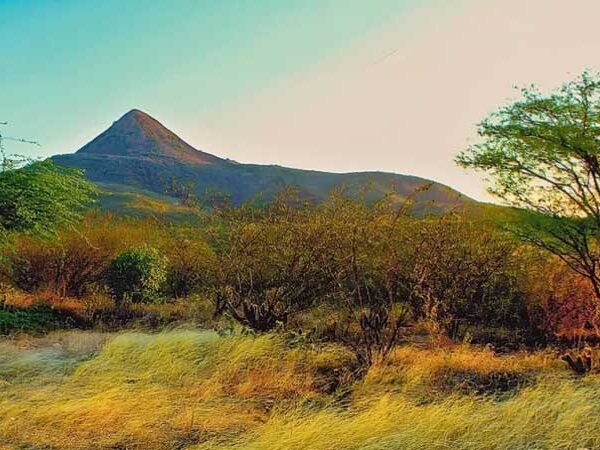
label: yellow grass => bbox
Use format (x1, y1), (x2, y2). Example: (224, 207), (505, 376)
(0, 330), (596, 449)
(195, 379), (600, 450)
(0, 330), (349, 449)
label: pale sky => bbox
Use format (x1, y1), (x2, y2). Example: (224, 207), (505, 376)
(3, 0), (600, 201)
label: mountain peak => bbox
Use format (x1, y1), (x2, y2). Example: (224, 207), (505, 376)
(124, 108), (145, 115)
(76, 109), (222, 165)
(119, 108), (148, 120)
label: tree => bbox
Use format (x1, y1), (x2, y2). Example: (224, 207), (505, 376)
(0, 123), (97, 238)
(207, 191), (331, 332)
(317, 193), (413, 367)
(457, 72), (600, 299)
(0, 160), (97, 238)
(409, 214), (527, 340)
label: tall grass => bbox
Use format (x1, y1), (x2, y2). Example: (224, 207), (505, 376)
(0, 330), (595, 450)
(195, 379), (600, 450)
(0, 330), (349, 449)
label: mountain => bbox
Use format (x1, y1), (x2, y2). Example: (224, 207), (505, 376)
(52, 109), (473, 211)
(75, 109), (223, 165)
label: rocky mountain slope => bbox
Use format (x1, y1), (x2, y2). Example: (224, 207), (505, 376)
(53, 109), (472, 210)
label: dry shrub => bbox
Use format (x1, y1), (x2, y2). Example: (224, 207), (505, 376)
(162, 231), (216, 298)
(127, 296), (215, 328)
(4, 290), (82, 312)
(209, 195), (332, 332)
(527, 259), (600, 345)
(77, 293), (215, 330)
(1, 234), (111, 297)
(0, 214), (170, 298)
(409, 214), (528, 341)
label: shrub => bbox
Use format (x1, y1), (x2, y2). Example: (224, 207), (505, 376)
(105, 246), (168, 304)
(209, 192), (332, 332)
(527, 259), (600, 345)
(0, 214), (167, 298)
(163, 231), (215, 298)
(0, 304), (71, 335)
(1, 233), (113, 298)
(316, 194), (414, 368)
(409, 214), (529, 341)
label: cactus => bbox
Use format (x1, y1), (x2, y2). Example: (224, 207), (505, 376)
(561, 348), (595, 375)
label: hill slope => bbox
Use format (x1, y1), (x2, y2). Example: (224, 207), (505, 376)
(53, 109), (472, 209)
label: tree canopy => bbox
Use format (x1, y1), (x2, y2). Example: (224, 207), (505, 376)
(0, 159), (97, 238)
(457, 72), (600, 297)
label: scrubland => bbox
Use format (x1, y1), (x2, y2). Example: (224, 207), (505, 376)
(1, 198), (600, 449)
(5, 71), (600, 449)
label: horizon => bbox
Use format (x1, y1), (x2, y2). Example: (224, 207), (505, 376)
(3, 0), (600, 201)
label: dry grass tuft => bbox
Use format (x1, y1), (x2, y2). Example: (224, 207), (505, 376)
(360, 344), (558, 400)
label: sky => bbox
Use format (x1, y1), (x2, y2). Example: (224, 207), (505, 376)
(2, 0), (600, 201)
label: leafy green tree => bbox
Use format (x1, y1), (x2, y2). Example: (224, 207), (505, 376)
(457, 73), (600, 298)
(106, 246), (168, 304)
(0, 124), (97, 238)
(0, 160), (97, 238)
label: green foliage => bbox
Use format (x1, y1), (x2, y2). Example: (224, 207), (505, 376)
(0, 304), (69, 335)
(457, 72), (600, 298)
(0, 159), (97, 238)
(106, 246), (168, 304)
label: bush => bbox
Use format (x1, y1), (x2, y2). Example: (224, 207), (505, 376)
(163, 232), (215, 298)
(105, 246), (168, 304)
(409, 214), (529, 341)
(315, 194), (414, 367)
(0, 214), (167, 298)
(527, 259), (600, 345)
(209, 192), (331, 332)
(0, 304), (71, 335)
(1, 233), (113, 298)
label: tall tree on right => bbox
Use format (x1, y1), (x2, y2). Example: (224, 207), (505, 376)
(457, 73), (600, 298)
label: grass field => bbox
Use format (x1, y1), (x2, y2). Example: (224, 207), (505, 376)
(0, 329), (597, 450)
